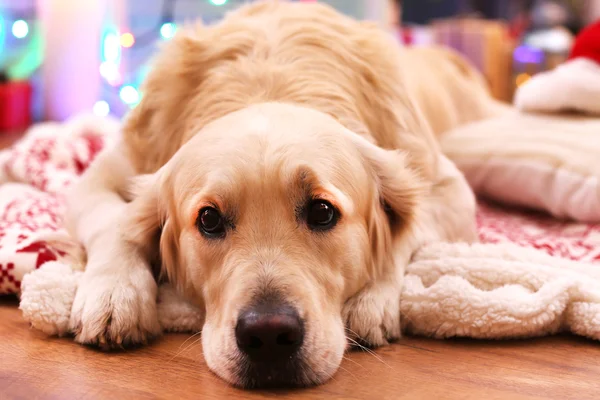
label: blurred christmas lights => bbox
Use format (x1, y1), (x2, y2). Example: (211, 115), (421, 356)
(120, 32), (135, 48)
(98, 0), (241, 114)
(102, 32), (121, 63)
(0, 6), (41, 81)
(93, 100), (111, 116)
(119, 85), (140, 105)
(513, 45), (544, 64)
(160, 22), (177, 39)
(0, 16), (5, 54)
(12, 20), (29, 39)
(99, 61), (122, 86)
(515, 73), (531, 87)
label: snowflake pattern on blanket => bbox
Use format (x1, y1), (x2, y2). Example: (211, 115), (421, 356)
(0, 116), (598, 294)
(477, 202), (600, 263)
(0, 116), (119, 294)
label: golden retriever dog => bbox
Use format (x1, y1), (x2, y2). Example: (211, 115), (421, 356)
(66, 1), (505, 388)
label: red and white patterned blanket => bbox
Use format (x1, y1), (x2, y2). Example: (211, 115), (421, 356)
(1, 117), (599, 294)
(0, 116), (119, 294)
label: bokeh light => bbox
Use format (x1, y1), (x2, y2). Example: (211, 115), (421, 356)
(120, 32), (135, 48)
(93, 100), (110, 116)
(515, 73), (531, 87)
(0, 17), (5, 55)
(12, 20), (29, 39)
(160, 22), (176, 39)
(99, 61), (122, 86)
(119, 85), (140, 105)
(102, 32), (121, 63)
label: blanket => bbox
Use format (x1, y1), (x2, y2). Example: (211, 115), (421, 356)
(3, 112), (599, 342)
(0, 115), (120, 294)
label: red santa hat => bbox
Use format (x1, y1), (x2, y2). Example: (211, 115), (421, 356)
(568, 20), (600, 65)
(514, 20), (600, 115)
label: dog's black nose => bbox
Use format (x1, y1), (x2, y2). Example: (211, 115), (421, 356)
(235, 304), (304, 363)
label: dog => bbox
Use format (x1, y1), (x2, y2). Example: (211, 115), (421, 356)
(65, 1), (505, 388)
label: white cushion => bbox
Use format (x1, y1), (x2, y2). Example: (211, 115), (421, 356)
(441, 112), (600, 222)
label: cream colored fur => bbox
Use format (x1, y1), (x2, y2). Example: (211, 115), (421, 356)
(65, 2), (501, 387)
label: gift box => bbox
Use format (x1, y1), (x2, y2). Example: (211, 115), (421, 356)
(0, 76), (33, 133)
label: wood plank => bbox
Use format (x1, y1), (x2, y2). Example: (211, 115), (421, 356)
(0, 131), (23, 149)
(2, 296), (599, 399)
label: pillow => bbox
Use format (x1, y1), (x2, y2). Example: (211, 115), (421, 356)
(440, 112), (600, 222)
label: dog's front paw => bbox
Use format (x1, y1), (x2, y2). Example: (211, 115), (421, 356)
(69, 264), (161, 350)
(342, 281), (401, 348)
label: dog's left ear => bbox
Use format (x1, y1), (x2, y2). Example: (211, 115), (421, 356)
(349, 133), (426, 236)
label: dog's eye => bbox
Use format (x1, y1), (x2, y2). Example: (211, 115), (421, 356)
(306, 200), (338, 231)
(197, 207), (226, 238)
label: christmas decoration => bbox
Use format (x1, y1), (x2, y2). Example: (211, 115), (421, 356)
(569, 19), (600, 66)
(514, 19), (600, 115)
(0, 1), (42, 130)
(0, 114), (120, 294)
(0, 73), (32, 132)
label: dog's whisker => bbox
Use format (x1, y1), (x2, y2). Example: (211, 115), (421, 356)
(344, 326), (362, 338)
(168, 334), (203, 362)
(180, 337), (205, 360)
(342, 355), (364, 368)
(346, 337), (376, 355)
(177, 331), (202, 352)
(318, 354), (358, 382)
(345, 336), (392, 369)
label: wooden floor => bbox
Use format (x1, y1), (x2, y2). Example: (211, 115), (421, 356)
(0, 131), (23, 148)
(2, 296), (599, 399)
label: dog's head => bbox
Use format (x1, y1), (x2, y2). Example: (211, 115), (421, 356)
(119, 2), (435, 387)
(127, 103), (423, 387)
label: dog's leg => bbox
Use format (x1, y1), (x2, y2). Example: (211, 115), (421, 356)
(342, 234), (416, 348)
(66, 144), (161, 349)
(342, 271), (404, 347)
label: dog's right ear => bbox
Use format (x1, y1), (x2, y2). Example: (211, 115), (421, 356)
(120, 173), (164, 272)
(121, 172), (188, 292)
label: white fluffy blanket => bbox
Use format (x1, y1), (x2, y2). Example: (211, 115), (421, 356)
(7, 113), (599, 343)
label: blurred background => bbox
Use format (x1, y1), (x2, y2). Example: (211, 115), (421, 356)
(0, 0), (598, 133)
